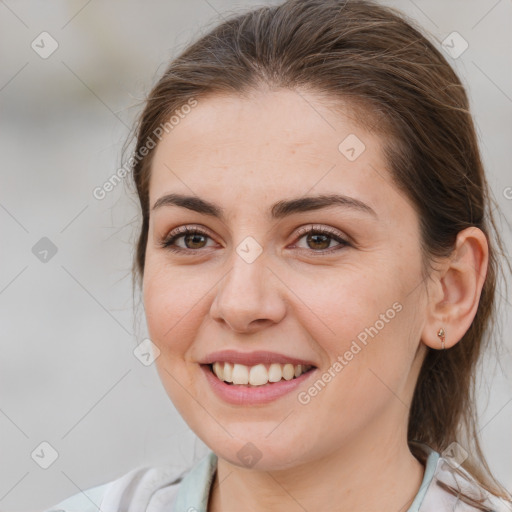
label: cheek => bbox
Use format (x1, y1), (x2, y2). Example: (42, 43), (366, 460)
(142, 264), (205, 405)
(142, 260), (206, 356)
(296, 263), (416, 388)
(291, 265), (392, 343)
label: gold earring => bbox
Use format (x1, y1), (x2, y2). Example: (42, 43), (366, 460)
(437, 327), (446, 350)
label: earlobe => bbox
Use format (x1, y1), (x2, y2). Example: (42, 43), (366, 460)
(436, 327), (446, 350)
(421, 227), (489, 351)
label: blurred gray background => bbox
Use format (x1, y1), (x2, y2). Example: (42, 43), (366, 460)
(0, 1), (511, 510)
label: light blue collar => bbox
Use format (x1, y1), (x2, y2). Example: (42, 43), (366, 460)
(172, 450), (218, 512)
(406, 443), (440, 511)
(172, 444), (439, 512)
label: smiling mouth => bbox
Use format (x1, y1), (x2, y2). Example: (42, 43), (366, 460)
(206, 362), (315, 386)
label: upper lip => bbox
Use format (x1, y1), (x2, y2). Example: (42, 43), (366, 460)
(199, 350), (317, 367)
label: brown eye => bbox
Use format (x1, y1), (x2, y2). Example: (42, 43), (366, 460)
(305, 232), (331, 250)
(293, 225), (350, 254)
(159, 224), (349, 256)
(181, 232), (208, 250)
(159, 226), (215, 254)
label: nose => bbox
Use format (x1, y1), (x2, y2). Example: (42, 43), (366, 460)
(209, 251), (287, 334)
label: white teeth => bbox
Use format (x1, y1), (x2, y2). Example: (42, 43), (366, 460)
(232, 363), (249, 385)
(223, 362), (233, 382)
(282, 363), (295, 380)
(268, 363), (282, 382)
(211, 361), (312, 385)
(213, 362), (224, 380)
(249, 364), (268, 386)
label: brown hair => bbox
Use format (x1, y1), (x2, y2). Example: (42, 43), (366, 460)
(127, 0), (511, 500)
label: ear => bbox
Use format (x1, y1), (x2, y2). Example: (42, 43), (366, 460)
(421, 227), (489, 351)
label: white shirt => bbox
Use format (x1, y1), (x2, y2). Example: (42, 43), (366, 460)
(44, 442), (512, 512)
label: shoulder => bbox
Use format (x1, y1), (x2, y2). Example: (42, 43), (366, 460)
(43, 464), (189, 512)
(433, 459), (512, 512)
(43, 481), (110, 512)
(419, 448), (512, 512)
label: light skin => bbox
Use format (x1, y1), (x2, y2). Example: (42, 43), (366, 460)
(142, 88), (489, 512)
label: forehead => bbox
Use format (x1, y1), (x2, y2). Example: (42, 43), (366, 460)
(153, 88), (373, 162)
(148, 89), (406, 221)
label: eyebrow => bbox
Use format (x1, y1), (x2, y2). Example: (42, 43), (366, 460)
(151, 193), (377, 219)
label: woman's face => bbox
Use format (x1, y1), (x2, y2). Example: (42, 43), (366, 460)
(143, 89), (429, 470)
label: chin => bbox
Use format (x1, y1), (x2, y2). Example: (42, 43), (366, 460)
(200, 429), (313, 471)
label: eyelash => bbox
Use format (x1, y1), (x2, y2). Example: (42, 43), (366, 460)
(159, 224), (350, 256)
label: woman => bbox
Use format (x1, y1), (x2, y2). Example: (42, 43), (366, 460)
(45, 0), (512, 510)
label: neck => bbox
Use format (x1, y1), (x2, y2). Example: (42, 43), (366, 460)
(207, 423), (425, 512)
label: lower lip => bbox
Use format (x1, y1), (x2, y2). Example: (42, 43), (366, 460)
(200, 364), (317, 405)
